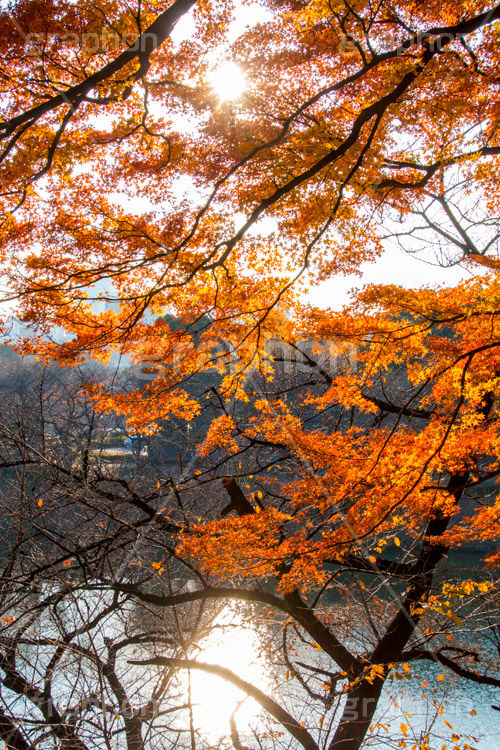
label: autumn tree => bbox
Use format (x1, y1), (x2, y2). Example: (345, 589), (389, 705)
(2, 0), (500, 748)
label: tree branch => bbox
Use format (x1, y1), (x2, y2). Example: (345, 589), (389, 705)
(129, 657), (319, 750)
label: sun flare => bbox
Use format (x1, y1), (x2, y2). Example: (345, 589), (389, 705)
(210, 61), (246, 102)
(182, 608), (269, 739)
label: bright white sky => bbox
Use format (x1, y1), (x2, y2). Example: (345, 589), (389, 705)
(308, 246), (474, 309)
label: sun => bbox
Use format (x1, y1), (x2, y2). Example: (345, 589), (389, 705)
(209, 61), (246, 102)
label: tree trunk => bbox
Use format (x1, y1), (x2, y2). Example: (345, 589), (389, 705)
(328, 677), (384, 750)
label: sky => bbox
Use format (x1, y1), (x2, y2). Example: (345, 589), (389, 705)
(309, 245), (475, 309)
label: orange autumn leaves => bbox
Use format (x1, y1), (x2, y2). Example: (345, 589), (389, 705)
(4, 0), (500, 356)
(179, 270), (500, 590)
(3, 0), (500, 590)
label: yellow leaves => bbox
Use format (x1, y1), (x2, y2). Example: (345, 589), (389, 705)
(400, 723), (408, 736)
(152, 561), (164, 575)
(437, 673), (445, 682)
(37, 499), (43, 507)
(424, 579), (493, 628)
(365, 664), (385, 684)
(392, 663), (413, 682)
(442, 580), (493, 597)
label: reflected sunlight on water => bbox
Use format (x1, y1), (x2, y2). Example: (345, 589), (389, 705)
(182, 606), (270, 740)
